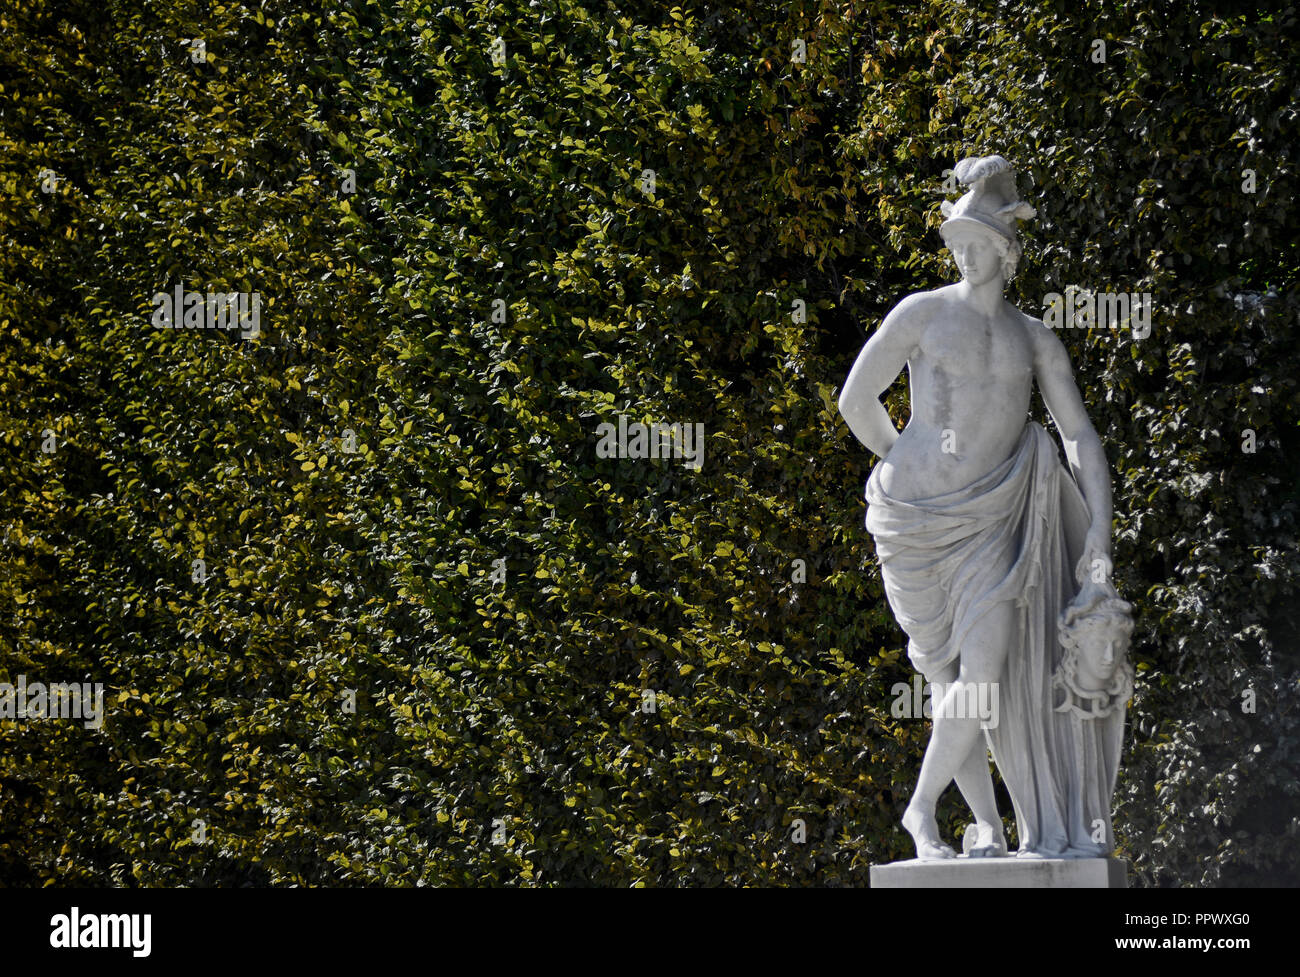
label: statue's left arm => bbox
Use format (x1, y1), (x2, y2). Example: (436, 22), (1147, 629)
(1030, 319), (1114, 586)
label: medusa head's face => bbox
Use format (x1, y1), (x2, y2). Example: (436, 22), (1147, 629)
(1070, 616), (1126, 692)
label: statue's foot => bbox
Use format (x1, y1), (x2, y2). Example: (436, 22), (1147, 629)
(903, 804), (955, 860)
(963, 821), (1008, 858)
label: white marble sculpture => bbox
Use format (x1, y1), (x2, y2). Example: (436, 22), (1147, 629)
(839, 155), (1134, 861)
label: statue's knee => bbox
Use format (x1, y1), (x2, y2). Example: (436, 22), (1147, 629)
(940, 675), (1000, 724)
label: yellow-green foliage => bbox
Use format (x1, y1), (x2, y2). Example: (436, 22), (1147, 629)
(0, 0), (1296, 886)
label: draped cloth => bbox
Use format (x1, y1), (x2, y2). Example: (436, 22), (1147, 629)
(865, 421), (1127, 856)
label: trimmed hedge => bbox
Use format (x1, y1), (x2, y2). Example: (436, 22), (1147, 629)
(0, 0), (1296, 886)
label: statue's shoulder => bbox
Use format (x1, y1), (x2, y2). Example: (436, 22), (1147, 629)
(1010, 304), (1072, 366)
(886, 285), (954, 325)
(1001, 299), (1043, 329)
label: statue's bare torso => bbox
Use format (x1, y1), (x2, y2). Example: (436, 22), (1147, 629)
(875, 284), (1040, 502)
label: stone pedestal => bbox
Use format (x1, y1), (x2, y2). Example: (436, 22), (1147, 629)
(870, 856), (1128, 888)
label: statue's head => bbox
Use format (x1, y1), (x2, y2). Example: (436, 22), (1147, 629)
(940, 155), (1035, 283)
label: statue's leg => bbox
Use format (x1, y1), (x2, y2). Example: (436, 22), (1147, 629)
(923, 661), (1002, 849)
(901, 660), (958, 859)
(957, 743), (1007, 857)
(903, 599), (1015, 860)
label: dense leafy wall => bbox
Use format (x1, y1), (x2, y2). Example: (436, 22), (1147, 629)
(0, 0), (1295, 886)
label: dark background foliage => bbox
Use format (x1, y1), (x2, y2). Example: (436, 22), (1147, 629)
(0, 0), (1296, 886)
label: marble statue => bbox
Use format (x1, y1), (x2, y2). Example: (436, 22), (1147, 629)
(839, 155), (1134, 861)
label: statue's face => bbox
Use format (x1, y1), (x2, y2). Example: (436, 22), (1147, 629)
(945, 227), (1003, 286)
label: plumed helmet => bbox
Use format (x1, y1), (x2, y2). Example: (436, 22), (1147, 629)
(940, 155), (1036, 244)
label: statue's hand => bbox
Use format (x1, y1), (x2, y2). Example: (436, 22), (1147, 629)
(1074, 527), (1113, 589)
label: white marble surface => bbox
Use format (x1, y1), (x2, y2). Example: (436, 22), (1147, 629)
(870, 855), (1128, 889)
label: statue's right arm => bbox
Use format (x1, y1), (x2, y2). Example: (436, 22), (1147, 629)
(837, 296), (923, 459)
